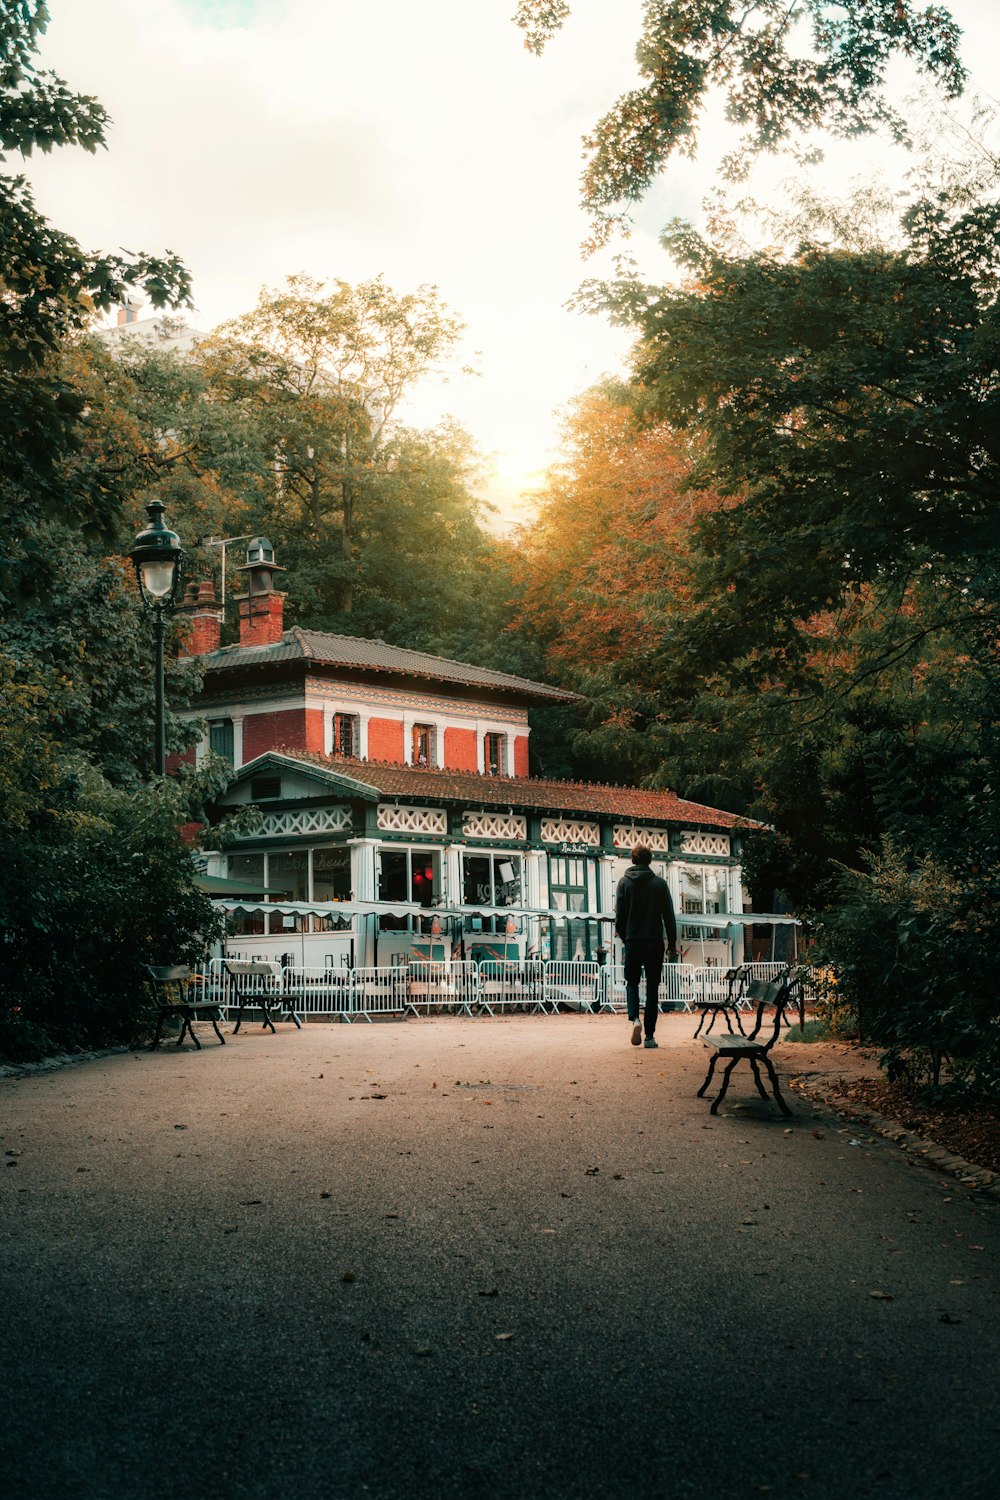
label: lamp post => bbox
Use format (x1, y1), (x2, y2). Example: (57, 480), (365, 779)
(130, 500), (183, 777)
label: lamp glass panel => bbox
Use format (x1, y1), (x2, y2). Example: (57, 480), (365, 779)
(141, 559), (177, 597)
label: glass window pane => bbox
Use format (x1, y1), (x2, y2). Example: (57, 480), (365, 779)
(333, 714), (355, 757)
(268, 850), (308, 903)
(379, 850), (408, 903)
(680, 867), (704, 913)
(704, 868), (728, 914)
(313, 847), (351, 902)
(463, 854), (492, 906)
(495, 856), (522, 906)
(227, 853), (264, 887)
(411, 852), (436, 908)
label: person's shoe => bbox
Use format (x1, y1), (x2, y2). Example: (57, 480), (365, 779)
(644, 1036), (659, 1049)
(630, 1021), (642, 1047)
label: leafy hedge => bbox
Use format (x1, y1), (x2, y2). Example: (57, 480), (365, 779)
(812, 841), (1000, 1098)
(0, 660), (225, 1060)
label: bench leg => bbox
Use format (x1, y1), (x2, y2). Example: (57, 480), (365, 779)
(693, 1011), (707, 1039)
(749, 1056), (770, 1100)
(210, 1013), (226, 1045)
(177, 1010), (201, 1049)
(710, 1056), (741, 1114)
(761, 1055), (793, 1117)
(232, 1004), (245, 1035)
(731, 1007), (746, 1036)
(259, 1003), (276, 1034)
(697, 1052), (720, 1099)
(149, 1012), (168, 1050)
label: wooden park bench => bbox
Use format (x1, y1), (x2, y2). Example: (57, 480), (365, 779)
(223, 960), (302, 1035)
(146, 965), (226, 1050)
(696, 979), (794, 1117)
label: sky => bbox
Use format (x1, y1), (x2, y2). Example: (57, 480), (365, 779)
(23, 0), (1000, 527)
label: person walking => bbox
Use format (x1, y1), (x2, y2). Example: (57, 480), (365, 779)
(615, 845), (678, 1049)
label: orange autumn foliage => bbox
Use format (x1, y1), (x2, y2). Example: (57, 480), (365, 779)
(510, 388), (726, 677)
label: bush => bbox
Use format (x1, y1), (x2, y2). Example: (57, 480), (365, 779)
(0, 663), (225, 1058)
(812, 841), (1000, 1095)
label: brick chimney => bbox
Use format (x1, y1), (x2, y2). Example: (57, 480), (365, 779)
(178, 580), (222, 656)
(234, 536), (286, 648)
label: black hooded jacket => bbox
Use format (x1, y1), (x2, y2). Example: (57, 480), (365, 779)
(615, 865), (677, 948)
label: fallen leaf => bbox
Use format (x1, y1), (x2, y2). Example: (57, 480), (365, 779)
(495, 1333), (513, 1341)
(869, 1291), (893, 1301)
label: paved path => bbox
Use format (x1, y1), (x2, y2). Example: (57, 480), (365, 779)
(2, 1014), (998, 1499)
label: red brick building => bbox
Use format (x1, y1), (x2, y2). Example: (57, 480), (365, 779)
(181, 541), (775, 969)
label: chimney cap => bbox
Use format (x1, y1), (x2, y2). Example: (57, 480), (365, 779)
(246, 536), (275, 565)
(236, 535), (286, 581)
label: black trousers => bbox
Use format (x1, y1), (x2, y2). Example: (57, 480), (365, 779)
(623, 939), (664, 1037)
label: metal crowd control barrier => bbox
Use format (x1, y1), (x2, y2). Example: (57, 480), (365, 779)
(200, 958), (795, 1024)
(602, 961), (790, 1014)
(543, 960), (602, 1013)
(477, 959), (545, 1015)
(405, 960), (481, 1016)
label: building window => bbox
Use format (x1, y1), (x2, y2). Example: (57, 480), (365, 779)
(484, 732), (505, 776)
(249, 775), (281, 801)
(208, 718), (234, 766)
(313, 847), (351, 902)
(332, 713), (357, 758)
(549, 856), (592, 961)
(412, 723), (435, 767)
(378, 847), (440, 908)
(678, 864), (728, 943)
(225, 847), (351, 937)
(461, 853), (522, 932)
(678, 865), (729, 915)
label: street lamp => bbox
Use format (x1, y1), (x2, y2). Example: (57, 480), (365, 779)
(130, 499), (183, 777)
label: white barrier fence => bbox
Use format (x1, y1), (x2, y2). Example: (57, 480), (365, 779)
(195, 959), (794, 1022)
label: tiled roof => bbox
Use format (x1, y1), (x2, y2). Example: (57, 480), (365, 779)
(263, 750), (744, 830)
(199, 627), (579, 703)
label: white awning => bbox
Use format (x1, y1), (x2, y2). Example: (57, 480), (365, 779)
(216, 899), (800, 928)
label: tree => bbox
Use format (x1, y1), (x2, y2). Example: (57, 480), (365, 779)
(603, 201), (1000, 703)
(561, 193), (1000, 1088)
(1, 2), (191, 604)
(198, 275), (466, 613)
(0, 654), (228, 1060)
(509, 382), (728, 781)
(1, 2), (190, 364)
(514, 1), (966, 245)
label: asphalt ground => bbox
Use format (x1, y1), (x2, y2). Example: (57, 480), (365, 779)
(2, 1012), (998, 1500)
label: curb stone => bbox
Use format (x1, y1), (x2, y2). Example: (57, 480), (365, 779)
(790, 1075), (1000, 1203)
